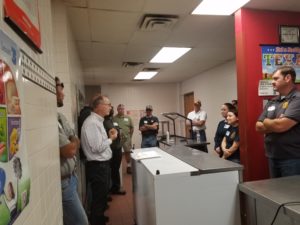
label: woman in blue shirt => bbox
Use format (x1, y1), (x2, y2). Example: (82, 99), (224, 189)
(214, 103), (235, 157)
(221, 108), (240, 164)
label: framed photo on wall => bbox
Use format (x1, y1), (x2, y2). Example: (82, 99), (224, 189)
(279, 25), (300, 45)
(3, 0), (42, 53)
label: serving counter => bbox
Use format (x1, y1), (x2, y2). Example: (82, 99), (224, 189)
(159, 135), (209, 152)
(131, 146), (243, 225)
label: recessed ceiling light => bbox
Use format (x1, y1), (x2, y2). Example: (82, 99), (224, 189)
(134, 71), (158, 80)
(192, 0), (250, 16)
(150, 47), (191, 63)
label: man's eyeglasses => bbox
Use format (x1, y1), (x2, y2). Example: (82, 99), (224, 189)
(56, 83), (64, 88)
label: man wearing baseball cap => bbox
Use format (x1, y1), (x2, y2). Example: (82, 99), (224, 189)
(139, 105), (159, 148)
(187, 100), (208, 151)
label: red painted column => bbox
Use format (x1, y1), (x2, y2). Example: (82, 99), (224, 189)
(235, 9), (300, 181)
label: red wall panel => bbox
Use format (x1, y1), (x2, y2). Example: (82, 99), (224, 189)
(235, 9), (300, 181)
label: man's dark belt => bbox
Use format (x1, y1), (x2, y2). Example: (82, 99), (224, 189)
(61, 171), (75, 180)
(86, 160), (110, 164)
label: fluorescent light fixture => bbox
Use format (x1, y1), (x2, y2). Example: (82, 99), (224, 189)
(192, 0), (250, 16)
(150, 47), (191, 63)
(134, 71), (158, 80)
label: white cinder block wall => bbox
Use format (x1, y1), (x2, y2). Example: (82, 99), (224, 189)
(180, 60), (237, 153)
(0, 0), (84, 225)
(0, 0), (61, 225)
(52, 0), (85, 127)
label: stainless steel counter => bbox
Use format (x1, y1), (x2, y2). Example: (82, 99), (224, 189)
(239, 175), (300, 225)
(161, 144), (243, 176)
(159, 135), (210, 152)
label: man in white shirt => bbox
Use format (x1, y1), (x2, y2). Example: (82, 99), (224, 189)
(81, 94), (117, 225)
(187, 100), (208, 150)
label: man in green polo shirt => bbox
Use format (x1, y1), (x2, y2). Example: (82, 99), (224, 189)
(113, 104), (134, 174)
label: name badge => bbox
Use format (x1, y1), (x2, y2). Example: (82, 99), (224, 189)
(113, 122), (118, 126)
(224, 124), (230, 129)
(267, 105), (276, 111)
(124, 118), (129, 122)
(225, 131), (230, 136)
(144, 120), (148, 124)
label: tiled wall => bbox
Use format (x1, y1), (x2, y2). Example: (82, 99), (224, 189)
(0, 0), (83, 225)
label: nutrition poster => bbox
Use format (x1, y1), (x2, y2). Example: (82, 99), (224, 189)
(0, 30), (30, 225)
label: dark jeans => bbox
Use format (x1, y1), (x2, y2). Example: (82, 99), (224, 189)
(141, 135), (157, 148)
(86, 161), (110, 225)
(110, 147), (122, 192)
(268, 158), (300, 178)
(191, 130), (208, 152)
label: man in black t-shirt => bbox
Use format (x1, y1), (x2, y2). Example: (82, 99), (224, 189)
(139, 105), (159, 148)
(256, 66), (300, 178)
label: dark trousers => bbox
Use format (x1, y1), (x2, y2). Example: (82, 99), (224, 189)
(110, 147), (122, 192)
(268, 158), (300, 178)
(86, 160), (110, 225)
(191, 130), (208, 152)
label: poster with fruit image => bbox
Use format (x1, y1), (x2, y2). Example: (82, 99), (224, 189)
(0, 30), (30, 225)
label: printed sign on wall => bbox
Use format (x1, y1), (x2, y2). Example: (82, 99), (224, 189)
(0, 30), (30, 225)
(261, 45), (300, 83)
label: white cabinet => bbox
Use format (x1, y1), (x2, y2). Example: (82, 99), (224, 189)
(132, 147), (242, 225)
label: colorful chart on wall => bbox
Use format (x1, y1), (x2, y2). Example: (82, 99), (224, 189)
(261, 45), (300, 83)
(0, 30), (30, 225)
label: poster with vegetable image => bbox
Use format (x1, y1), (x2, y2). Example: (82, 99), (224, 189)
(0, 30), (30, 225)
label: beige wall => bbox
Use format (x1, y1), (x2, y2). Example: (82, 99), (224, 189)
(180, 60), (237, 152)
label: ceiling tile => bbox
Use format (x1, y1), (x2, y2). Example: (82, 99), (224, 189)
(89, 9), (140, 43)
(63, 0), (87, 7)
(90, 42), (127, 62)
(67, 7), (91, 41)
(88, 0), (144, 12)
(143, 0), (200, 15)
(124, 45), (161, 62)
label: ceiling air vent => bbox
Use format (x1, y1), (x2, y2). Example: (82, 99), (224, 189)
(122, 62), (144, 67)
(139, 14), (179, 31)
(142, 68), (160, 72)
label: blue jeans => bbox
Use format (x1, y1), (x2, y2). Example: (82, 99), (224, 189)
(141, 135), (157, 148)
(268, 158), (300, 178)
(61, 175), (88, 225)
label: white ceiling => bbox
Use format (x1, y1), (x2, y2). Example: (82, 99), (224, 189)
(63, 0), (300, 84)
